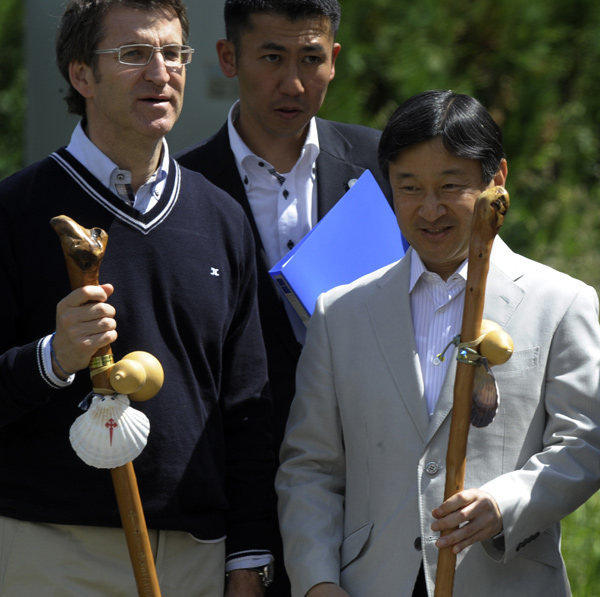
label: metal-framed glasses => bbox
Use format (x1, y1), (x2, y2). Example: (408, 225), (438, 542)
(94, 44), (195, 66)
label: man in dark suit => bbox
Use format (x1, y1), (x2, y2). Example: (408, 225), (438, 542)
(176, 1), (391, 593)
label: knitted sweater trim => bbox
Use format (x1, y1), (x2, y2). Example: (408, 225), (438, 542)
(50, 148), (181, 235)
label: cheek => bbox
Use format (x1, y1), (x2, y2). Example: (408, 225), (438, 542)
(392, 197), (412, 221)
(393, 203), (414, 235)
(452, 202), (477, 227)
(309, 71), (334, 95)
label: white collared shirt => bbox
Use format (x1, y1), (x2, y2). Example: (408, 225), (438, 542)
(66, 121), (169, 214)
(227, 101), (319, 269)
(409, 252), (468, 416)
(227, 101), (320, 343)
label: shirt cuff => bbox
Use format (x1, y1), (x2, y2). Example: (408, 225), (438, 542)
(42, 335), (75, 387)
(225, 553), (273, 573)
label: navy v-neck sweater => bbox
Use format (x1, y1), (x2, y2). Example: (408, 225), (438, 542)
(0, 148), (273, 561)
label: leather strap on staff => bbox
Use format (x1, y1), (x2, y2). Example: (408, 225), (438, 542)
(434, 187), (509, 596)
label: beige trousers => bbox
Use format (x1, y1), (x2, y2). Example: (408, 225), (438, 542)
(0, 515), (225, 596)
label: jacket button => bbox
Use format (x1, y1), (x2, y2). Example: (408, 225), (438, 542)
(414, 537), (422, 551)
(425, 462), (439, 475)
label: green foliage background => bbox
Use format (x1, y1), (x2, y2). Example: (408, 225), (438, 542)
(1, 0), (600, 593)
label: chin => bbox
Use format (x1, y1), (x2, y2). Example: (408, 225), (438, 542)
(145, 118), (177, 137)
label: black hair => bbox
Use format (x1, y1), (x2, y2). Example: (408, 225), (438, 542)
(224, 0), (341, 48)
(56, 0), (189, 117)
(378, 90), (505, 184)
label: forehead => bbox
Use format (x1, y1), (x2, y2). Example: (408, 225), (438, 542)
(390, 138), (483, 179)
(100, 5), (183, 45)
(241, 12), (335, 50)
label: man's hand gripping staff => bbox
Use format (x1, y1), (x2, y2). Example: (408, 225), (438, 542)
(50, 215), (164, 597)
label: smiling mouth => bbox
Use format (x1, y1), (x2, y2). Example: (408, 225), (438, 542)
(422, 226), (451, 234)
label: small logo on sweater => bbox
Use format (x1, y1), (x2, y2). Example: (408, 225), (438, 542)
(210, 268), (220, 277)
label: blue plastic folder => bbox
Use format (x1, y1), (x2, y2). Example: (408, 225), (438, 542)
(269, 170), (408, 324)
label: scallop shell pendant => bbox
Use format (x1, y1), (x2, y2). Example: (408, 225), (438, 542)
(70, 394), (150, 469)
(470, 358), (500, 428)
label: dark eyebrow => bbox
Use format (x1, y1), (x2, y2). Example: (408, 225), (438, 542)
(260, 42), (287, 52)
(392, 168), (466, 180)
(259, 42), (327, 54)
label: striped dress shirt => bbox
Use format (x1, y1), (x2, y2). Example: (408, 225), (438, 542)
(409, 252), (468, 416)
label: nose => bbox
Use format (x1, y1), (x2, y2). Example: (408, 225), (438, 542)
(418, 191), (447, 221)
(279, 64), (304, 96)
(144, 51), (171, 85)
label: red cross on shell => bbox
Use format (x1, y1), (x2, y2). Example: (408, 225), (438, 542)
(105, 418), (118, 446)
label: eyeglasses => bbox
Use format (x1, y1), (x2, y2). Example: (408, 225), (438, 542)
(94, 44), (194, 66)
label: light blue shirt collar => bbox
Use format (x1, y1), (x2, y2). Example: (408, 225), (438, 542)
(65, 121), (169, 214)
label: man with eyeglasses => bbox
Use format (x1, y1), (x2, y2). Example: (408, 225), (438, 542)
(0, 1), (273, 596)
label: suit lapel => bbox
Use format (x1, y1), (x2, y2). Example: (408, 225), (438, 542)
(366, 253), (431, 440)
(315, 119), (371, 219)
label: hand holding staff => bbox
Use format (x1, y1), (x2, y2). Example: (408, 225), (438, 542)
(434, 186), (510, 597)
(51, 215), (162, 597)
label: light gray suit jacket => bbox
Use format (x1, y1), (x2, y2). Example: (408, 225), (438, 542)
(276, 238), (600, 597)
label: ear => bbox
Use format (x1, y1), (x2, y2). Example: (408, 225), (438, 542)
(329, 42), (341, 82)
(69, 60), (95, 99)
(216, 39), (237, 78)
(492, 158), (508, 188)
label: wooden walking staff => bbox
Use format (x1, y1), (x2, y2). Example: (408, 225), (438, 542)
(434, 186), (510, 597)
(50, 215), (162, 597)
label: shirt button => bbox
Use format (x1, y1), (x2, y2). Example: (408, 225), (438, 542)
(425, 462), (439, 475)
(433, 357), (441, 366)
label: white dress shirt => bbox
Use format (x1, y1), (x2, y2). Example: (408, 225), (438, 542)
(409, 251), (468, 416)
(227, 101), (320, 342)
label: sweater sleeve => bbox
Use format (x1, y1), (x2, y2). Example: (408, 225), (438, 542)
(0, 203), (65, 425)
(220, 216), (275, 563)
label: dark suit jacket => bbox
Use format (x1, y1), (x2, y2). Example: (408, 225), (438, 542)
(176, 118), (392, 455)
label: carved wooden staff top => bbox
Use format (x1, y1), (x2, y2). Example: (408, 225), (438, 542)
(50, 216), (114, 389)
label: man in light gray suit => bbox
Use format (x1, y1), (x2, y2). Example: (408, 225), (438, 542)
(276, 90), (600, 597)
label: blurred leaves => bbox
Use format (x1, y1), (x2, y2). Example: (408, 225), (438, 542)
(562, 492), (600, 595)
